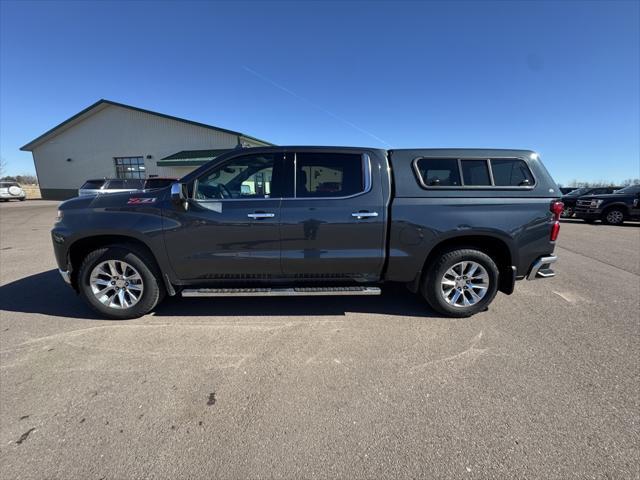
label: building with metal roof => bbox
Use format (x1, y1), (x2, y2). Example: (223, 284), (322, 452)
(20, 100), (273, 199)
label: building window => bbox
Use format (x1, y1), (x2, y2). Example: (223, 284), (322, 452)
(114, 157), (145, 179)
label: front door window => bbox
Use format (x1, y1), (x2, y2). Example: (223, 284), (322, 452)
(195, 154), (279, 200)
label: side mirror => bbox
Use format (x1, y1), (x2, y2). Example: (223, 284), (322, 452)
(170, 182), (189, 210)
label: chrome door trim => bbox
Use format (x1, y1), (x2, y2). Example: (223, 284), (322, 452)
(247, 212), (275, 219)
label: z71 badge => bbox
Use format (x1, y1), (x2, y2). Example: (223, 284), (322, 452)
(127, 197), (156, 205)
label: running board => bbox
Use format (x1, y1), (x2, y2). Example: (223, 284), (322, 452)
(181, 286), (382, 297)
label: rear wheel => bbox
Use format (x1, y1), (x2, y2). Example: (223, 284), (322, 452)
(602, 208), (625, 225)
(422, 248), (499, 317)
(78, 245), (164, 319)
(561, 206), (574, 217)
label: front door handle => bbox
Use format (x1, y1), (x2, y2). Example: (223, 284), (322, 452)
(248, 212), (275, 219)
(351, 211), (379, 219)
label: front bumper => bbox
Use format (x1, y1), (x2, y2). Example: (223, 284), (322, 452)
(527, 255), (558, 280)
(573, 210), (601, 219)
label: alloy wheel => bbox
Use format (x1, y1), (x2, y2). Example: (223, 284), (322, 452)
(89, 260), (144, 309)
(440, 261), (489, 308)
(606, 210), (624, 224)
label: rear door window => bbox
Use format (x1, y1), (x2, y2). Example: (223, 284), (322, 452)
(490, 159), (534, 186)
(415, 158), (461, 187)
(295, 153), (364, 197)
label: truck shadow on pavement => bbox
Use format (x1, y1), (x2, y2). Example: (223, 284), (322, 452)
(0, 269), (440, 320)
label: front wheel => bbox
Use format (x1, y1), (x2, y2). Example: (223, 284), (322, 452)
(78, 245), (164, 319)
(422, 248), (499, 318)
(602, 208), (625, 225)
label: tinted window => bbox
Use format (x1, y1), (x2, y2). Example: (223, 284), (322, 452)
(195, 154), (276, 200)
(295, 153), (363, 197)
(490, 159), (534, 186)
(105, 179), (144, 189)
(144, 178), (174, 189)
(80, 180), (106, 189)
(461, 160), (491, 186)
(615, 185), (640, 194)
(415, 158), (461, 186)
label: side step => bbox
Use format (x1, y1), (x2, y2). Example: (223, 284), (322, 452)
(181, 286), (382, 297)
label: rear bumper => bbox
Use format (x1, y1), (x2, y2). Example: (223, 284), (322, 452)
(58, 269), (72, 285)
(526, 255), (558, 280)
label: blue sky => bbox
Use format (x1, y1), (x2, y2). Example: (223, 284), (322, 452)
(1, 0), (638, 184)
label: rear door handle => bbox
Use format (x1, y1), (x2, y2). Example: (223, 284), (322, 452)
(351, 211), (379, 219)
(248, 212), (275, 219)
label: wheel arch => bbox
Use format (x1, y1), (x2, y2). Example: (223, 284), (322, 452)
(410, 234), (515, 295)
(67, 235), (170, 293)
(602, 202), (629, 215)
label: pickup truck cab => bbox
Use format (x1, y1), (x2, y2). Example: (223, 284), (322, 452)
(52, 147), (562, 319)
(573, 184), (640, 225)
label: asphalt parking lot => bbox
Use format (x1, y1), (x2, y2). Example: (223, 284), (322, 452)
(1, 200), (638, 479)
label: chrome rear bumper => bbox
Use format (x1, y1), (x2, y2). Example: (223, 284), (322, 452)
(527, 255), (558, 280)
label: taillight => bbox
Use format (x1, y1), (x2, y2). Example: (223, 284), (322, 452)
(550, 221), (560, 241)
(550, 200), (563, 241)
(550, 201), (564, 218)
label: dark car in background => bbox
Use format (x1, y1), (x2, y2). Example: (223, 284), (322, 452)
(574, 184), (640, 225)
(78, 178), (176, 197)
(561, 186), (621, 217)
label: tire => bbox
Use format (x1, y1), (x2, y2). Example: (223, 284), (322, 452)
(78, 245), (165, 319)
(561, 207), (574, 217)
(602, 208), (625, 225)
(18, 197), (26, 201)
(422, 248), (499, 318)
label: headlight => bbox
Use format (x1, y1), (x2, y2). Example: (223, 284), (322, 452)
(55, 210), (64, 222)
(589, 199), (604, 208)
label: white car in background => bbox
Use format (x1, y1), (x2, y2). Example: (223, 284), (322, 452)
(0, 182), (26, 201)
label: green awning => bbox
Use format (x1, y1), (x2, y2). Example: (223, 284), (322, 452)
(157, 149), (232, 167)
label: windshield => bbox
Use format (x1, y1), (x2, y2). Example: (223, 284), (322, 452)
(614, 185), (640, 194)
(566, 187), (590, 196)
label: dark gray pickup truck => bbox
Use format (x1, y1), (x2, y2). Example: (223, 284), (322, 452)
(52, 147), (563, 319)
